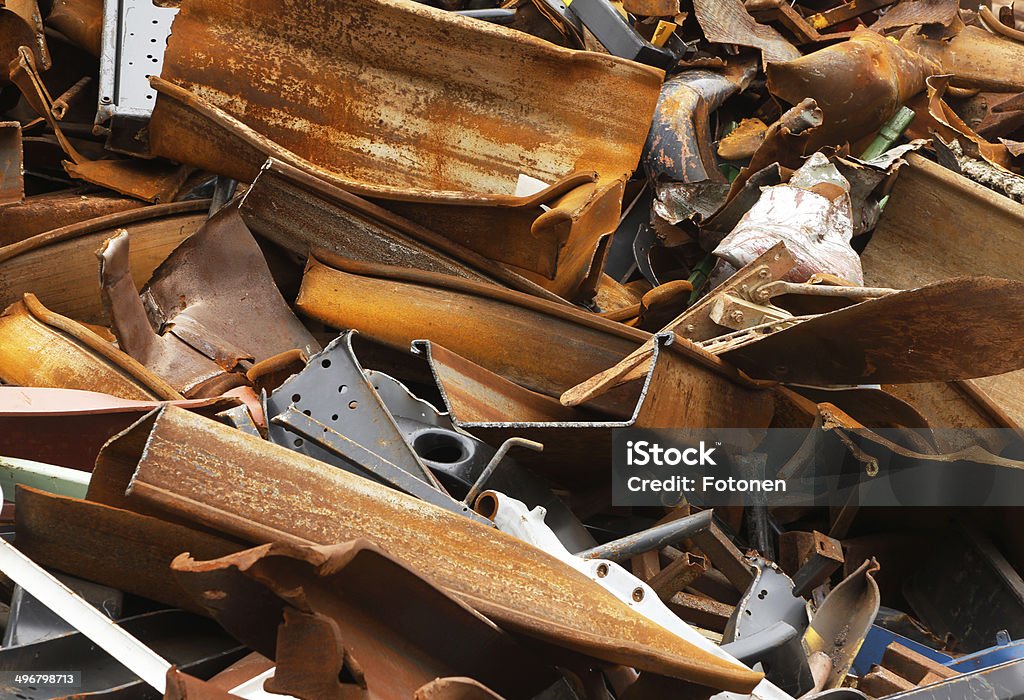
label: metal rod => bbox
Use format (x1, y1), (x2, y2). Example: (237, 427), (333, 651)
(576, 509), (714, 562)
(464, 437), (543, 506)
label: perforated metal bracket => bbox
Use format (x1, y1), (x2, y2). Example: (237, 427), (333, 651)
(96, 0), (178, 152)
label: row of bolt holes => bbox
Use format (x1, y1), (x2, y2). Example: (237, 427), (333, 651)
(595, 563), (647, 603)
(128, 20), (165, 101)
(291, 358), (358, 448)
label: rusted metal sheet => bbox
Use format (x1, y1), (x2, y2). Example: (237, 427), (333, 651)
(147, 0), (661, 298)
(172, 540), (555, 699)
(99, 230), (248, 398)
(93, 405), (763, 692)
(296, 253), (651, 401)
(14, 486), (242, 614)
(766, 27), (938, 151)
(692, 0), (800, 64)
(0, 387), (235, 470)
(862, 153), (1024, 426)
(713, 277), (1024, 385)
(0, 189), (146, 247)
(0, 294), (183, 401)
(0, 0), (49, 75)
(97, 203), (318, 397)
(869, 0), (958, 31)
(46, 0), (103, 57)
(238, 159), (566, 302)
(297, 254), (769, 430)
(803, 558), (879, 689)
(0, 200), (207, 325)
(902, 25), (1024, 93)
(416, 335), (773, 484)
(0, 121), (23, 208)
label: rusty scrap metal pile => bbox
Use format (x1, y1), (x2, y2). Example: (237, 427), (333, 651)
(3, 0), (1024, 697)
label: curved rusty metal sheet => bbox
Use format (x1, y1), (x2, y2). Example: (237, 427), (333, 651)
(803, 558), (880, 689)
(0, 387), (236, 470)
(146, 0), (661, 296)
(0, 189), (146, 248)
(150, 0), (660, 197)
(0, 1), (49, 78)
(296, 252), (649, 401)
(91, 404), (763, 692)
(47, 0), (103, 58)
(0, 200), (208, 325)
(96, 203), (319, 397)
(766, 27), (938, 151)
(237, 159), (568, 303)
(172, 540), (555, 699)
(902, 25), (1024, 93)
(717, 277), (1024, 385)
(0, 294), (183, 401)
(693, 0), (799, 65)
(295, 254), (756, 417)
(15, 486), (242, 614)
(414, 335), (774, 485)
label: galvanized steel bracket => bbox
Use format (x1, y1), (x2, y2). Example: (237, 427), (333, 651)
(96, 0), (177, 146)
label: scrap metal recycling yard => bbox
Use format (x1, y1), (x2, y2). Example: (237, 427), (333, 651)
(0, 0), (1024, 698)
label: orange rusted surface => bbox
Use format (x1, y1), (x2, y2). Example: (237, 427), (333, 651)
(238, 159), (568, 303)
(173, 540), (555, 698)
(0, 294), (183, 400)
(0, 201), (208, 325)
(147, 0), (661, 296)
(15, 486), (241, 614)
(767, 27), (938, 151)
(720, 277), (1024, 384)
(0, 190), (146, 247)
(93, 405), (762, 692)
(151, 0), (660, 196)
(297, 254), (757, 408)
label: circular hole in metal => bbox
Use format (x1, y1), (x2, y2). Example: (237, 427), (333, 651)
(331, 414), (338, 421)
(632, 587), (644, 602)
(291, 393), (301, 403)
(321, 359), (331, 368)
(348, 400), (358, 409)
(412, 431), (468, 465)
(293, 438), (304, 447)
(303, 409), (311, 416)
(338, 385), (347, 393)
(596, 563), (609, 578)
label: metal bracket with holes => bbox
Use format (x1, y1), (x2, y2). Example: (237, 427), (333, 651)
(96, 0), (178, 153)
(264, 332), (492, 524)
